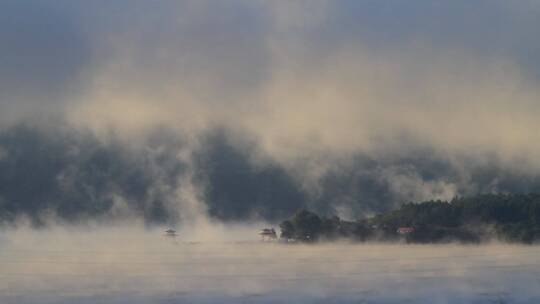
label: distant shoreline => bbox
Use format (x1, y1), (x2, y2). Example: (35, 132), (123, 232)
(278, 193), (540, 244)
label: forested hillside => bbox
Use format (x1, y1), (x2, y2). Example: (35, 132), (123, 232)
(280, 194), (540, 244)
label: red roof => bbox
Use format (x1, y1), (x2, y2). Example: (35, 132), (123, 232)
(397, 227), (415, 233)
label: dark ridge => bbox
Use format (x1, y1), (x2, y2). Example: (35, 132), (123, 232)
(2, 123), (540, 226)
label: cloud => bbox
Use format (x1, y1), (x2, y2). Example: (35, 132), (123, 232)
(0, 1), (92, 125)
(0, 146), (7, 160)
(55, 2), (540, 166)
(2, 1), (540, 221)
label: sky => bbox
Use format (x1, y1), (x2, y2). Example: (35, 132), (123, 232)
(2, 1), (540, 223)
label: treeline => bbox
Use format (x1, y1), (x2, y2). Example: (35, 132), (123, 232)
(0, 124), (306, 225)
(280, 194), (540, 244)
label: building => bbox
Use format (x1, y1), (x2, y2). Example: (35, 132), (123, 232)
(165, 229), (177, 237)
(259, 228), (277, 241)
(397, 227), (415, 234)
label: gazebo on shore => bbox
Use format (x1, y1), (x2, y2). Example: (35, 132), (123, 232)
(259, 228), (277, 241)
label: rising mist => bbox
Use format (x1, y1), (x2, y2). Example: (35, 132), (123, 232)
(1, 225), (540, 303)
(2, 1), (540, 303)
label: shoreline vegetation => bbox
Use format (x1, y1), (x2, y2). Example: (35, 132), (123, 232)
(279, 194), (540, 244)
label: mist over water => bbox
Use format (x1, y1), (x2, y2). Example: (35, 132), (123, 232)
(1, 225), (539, 304)
(3, 1), (540, 224)
(2, 1), (540, 302)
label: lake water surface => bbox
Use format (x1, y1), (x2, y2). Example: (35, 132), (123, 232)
(1, 226), (539, 303)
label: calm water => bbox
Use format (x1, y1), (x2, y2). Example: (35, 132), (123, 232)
(1, 227), (539, 303)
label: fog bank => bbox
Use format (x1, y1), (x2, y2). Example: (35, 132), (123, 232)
(3, 1), (540, 224)
(1, 226), (540, 303)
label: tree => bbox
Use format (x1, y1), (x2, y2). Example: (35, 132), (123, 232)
(280, 209), (323, 242)
(279, 220), (295, 239)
